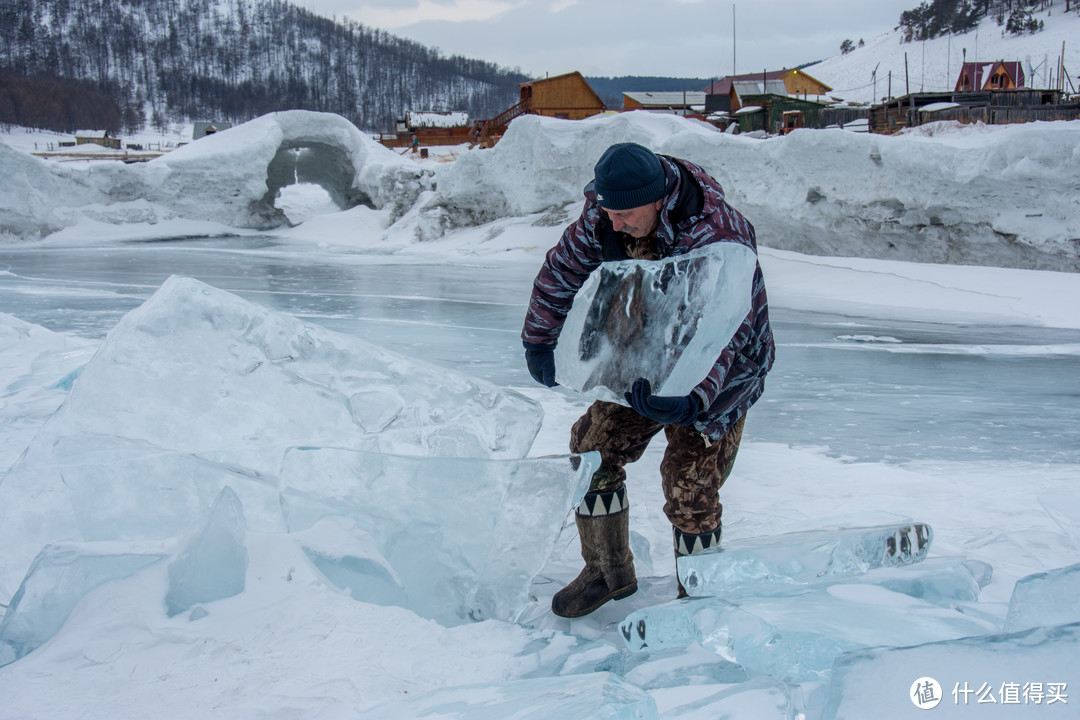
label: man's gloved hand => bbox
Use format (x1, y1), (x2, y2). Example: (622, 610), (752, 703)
(625, 378), (700, 425)
(523, 342), (557, 387)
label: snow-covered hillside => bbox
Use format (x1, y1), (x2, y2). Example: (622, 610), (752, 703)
(807, 7), (1080, 104)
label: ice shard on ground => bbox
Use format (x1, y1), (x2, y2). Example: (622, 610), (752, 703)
(165, 486), (249, 617)
(279, 447), (600, 626)
(823, 623), (1080, 719)
(0, 542), (167, 667)
(678, 522), (933, 596)
(293, 517), (408, 609)
(555, 242), (757, 403)
(619, 583), (995, 681)
(1004, 561), (1080, 632)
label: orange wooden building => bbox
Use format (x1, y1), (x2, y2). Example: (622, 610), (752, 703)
(475, 71), (607, 146)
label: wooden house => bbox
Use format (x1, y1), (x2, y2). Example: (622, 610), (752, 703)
(704, 68), (832, 112)
(194, 121), (232, 139)
(954, 61), (1025, 92)
(868, 88), (1077, 134)
(75, 131), (121, 150)
(622, 91), (706, 116)
(733, 94), (829, 134)
(379, 111), (473, 149)
(475, 71), (606, 146)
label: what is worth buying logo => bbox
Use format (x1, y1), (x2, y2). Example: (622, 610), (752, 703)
(911, 677), (943, 709)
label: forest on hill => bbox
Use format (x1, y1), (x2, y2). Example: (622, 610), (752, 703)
(0, 0), (528, 134)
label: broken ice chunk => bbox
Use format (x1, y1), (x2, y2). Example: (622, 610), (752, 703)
(679, 522), (933, 596)
(164, 486), (249, 617)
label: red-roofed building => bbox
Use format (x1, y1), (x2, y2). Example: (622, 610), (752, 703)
(954, 61), (1025, 92)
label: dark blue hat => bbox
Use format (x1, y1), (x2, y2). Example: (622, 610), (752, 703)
(592, 143), (665, 210)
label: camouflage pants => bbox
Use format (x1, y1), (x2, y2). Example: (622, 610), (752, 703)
(569, 400), (746, 534)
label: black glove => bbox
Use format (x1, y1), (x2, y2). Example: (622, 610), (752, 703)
(523, 342), (557, 387)
(625, 378), (700, 425)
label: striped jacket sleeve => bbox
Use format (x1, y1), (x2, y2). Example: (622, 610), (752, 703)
(521, 204), (605, 347)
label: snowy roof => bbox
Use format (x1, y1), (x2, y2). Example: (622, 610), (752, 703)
(734, 105), (764, 115)
(732, 80), (789, 97)
(918, 102), (961, 113)
(406, 111), (470, 128)
(623, 91), (706, 107)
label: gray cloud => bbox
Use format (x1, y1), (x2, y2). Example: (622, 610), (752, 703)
(307, 0), (912, 78)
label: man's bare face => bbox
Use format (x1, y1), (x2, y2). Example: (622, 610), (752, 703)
(601, 200), (662, 238)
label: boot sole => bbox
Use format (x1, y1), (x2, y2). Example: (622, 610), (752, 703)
(551, 581), (638, 619)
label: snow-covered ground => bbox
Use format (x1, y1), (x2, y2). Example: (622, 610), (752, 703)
(805, 9), (1080, 105)
(1, 107), (1079, 719)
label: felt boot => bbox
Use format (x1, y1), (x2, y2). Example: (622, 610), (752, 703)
(673, 524), (723, 598)
(551, 487), (637, 618)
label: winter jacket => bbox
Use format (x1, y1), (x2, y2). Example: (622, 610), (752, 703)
(522, 154), (775, 440)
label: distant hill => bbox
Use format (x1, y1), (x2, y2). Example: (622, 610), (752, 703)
(0, 0), (528, 134)
(586, 76), (715, 109)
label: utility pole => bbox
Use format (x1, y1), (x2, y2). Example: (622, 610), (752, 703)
(732, 4), (737, 76)
(1061, 41), (1067, 92)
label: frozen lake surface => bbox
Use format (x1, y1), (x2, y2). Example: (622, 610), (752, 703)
(3, 236), (1078, 466)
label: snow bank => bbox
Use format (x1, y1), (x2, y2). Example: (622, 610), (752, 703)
(136, 110), (422, 227)
(0, 144), (113, 242)
(0, 111), (423, 240)
(2, 108), (1078, 270)
(420, 112), (1080, 271)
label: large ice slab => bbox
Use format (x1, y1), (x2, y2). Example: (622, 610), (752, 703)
(280, 447), (600, 625)
(1004, 562), (1080, 632)
(0, 275), (545, 595)
(555, 243), (757, 403)
(0, 542), (167, 667)
(354, 672), (659, 720)
(678, 522), (933, 596)
(165, 487), (249, 618)
(16, 275), (541, 470)
(619, 583), (995, 682)
(0, 439), (283, 596)
(823, 623), (1080, 719)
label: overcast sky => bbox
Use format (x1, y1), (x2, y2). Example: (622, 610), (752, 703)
(295, 0), (915, 79)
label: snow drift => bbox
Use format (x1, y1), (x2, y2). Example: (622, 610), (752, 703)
(0, 110), (425, 240)
(420, 112), (1080, 271)
(3, 111), (1079, 271)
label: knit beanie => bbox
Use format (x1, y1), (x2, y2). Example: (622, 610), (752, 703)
(592, 143), (666, 210)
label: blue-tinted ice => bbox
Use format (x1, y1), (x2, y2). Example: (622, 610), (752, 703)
(279, 447), (599, 626)
(679, 522), (933, 596)
(1004, 561), (1080, 632)
(555, 242), (757, 403)
(165, 486), (249, 617)
(619, 581), (995, 681)
(0, 543), (166, 667)
(824, 622), (1080, 719)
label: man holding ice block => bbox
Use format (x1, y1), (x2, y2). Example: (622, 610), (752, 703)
(522, 142), (774, 617)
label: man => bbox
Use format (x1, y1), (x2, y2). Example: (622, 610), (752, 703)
(521, 142), (774, 618)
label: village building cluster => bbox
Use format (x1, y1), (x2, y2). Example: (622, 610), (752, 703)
(379, 62), (1080, 151)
